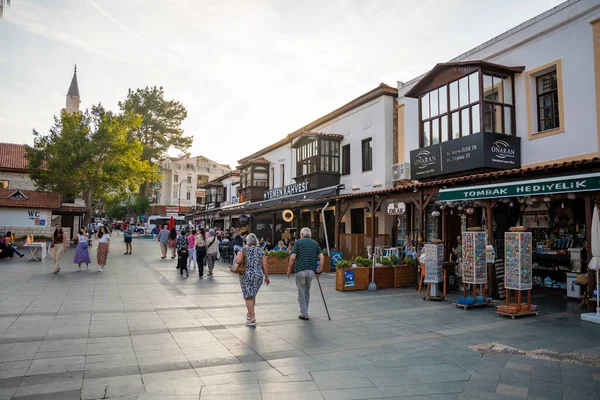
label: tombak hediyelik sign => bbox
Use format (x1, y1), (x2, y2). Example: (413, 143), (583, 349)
(264, 181), (309, 200)
(409, 132), (521, 180)
(439, 172), (600, 202)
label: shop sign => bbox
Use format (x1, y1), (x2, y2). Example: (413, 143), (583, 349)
(195, 191), (205, 198)
(440, 172), (600, 201)
(344, 269), (355, 287)
(238, 214), (250, 224)
(387, 202), (406, 215)
(264, 181), (309, 200)
(206, 203), (216, 210)
(166, 206), (179, 214)
(410, 132), (521, 180)
(27, 210), (45, 226)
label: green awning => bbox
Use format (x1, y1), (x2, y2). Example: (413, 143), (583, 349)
(439, 172), (600, 202)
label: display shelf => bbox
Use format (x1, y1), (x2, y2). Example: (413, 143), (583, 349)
(505, 232), (532, 291)
(462, 231), (487, 285)
(423, 244), (444, 283)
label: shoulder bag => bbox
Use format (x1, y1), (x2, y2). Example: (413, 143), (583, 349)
(230, 247), (247, 275)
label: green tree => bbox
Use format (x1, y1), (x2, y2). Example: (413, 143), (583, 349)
(133, 194), (151, 216)
(118, 86), (191, 162)
(26, 105), (158, 222)
(0, 0), (11, 19)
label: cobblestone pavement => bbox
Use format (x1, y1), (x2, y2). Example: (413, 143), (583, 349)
(0, 237), (599, 399)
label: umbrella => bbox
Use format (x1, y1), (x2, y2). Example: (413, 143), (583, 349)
(169, 216), (175, 231)
(582, 206), (600, 323)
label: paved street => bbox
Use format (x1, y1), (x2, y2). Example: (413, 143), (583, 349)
(0, 238), (599, 399)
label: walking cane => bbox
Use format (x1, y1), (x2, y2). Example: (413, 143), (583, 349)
(316, 273), (331, 321)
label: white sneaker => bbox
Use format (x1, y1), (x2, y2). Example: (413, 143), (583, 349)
(97, 268), (103, 272)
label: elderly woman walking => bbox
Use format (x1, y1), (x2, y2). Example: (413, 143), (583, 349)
(51, 224), (68, 274)
(205, 229), (220, 276)
(234, 233), (270, 326)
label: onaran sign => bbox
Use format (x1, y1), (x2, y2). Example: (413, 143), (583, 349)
(439, 172), (600, 201)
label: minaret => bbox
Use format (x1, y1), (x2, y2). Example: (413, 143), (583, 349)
(63, 65), (81, 114)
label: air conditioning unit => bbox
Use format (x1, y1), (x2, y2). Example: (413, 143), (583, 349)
(391, 162), (410, 181)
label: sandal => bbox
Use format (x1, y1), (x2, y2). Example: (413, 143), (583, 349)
(298, 315), (309, 321)
(246, 318), (256, 327)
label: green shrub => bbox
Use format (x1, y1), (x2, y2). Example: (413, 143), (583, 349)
(267, 250), (289, 259)
(404, 256), (416, 266)
(354, 256), (371, 267)
(336, 260), (349, 268)
(390, 254), (400, 265)
(380, 257), (393, 266)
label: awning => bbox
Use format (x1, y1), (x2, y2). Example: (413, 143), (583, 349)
(439, 172), (600, 202)
(245, 185), (339, 212)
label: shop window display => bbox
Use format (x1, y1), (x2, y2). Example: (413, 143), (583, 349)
(505, 232), (532, 290)
(462, 231), (488, 284)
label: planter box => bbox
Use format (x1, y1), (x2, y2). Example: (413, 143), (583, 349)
(266, 256), (289, 274)
(393, 265), (416, 288)
(336, 267), (369, 291)
(323, 256), (331, 273)
(369, 266), (395, 289)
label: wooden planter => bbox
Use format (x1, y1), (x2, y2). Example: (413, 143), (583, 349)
(336, 267), (369, 291)
(393, 264), (416, 288)
(266, 256), (289, 274)
(369, 266), (395, 289)
(322, 256), (331, 273)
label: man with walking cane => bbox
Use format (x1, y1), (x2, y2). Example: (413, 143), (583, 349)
(288, 227), (324, 321)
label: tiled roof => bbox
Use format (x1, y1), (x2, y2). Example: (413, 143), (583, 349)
(0, 143), (28, 171)
(0, 189), (60, 209)
(247, 157), (271, 165)
(333, 158), (600, 200)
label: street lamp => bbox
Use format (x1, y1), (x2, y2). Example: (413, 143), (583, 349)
(178, 181), (184, 216)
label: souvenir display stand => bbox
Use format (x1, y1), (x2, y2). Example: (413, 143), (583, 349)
(422, 244), (446, 301)
(455, 231), (494, 310)
(497, 230), (539, 319)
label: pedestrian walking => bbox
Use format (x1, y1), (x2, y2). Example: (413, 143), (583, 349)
(73, 228), (91, 271)
(195, 228), (206, 277)
(235, 233), (270, 327)
(157, 224), (169, 259)
(151, 226), (158, 240)
(167, 228), (177, 259)
(233, 229), (245, 258)
(177, 229), (190, 277)
(51, 224), (68, 274)
(123, 222), (134, 255)
(187, 229), (197, 270)
(205, 229), (219, 276)
(96, 226), (110, 272)
(287, 227), (324, 320)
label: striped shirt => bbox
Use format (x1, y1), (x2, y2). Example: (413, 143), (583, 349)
(291, 237), (321, 273)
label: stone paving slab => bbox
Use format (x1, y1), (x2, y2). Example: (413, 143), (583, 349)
(0, 238), (599, 399)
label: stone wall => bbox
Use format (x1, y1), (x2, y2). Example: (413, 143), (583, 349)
(0, 226), (71, 241)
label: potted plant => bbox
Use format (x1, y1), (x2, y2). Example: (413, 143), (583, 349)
(393, 255), (417, 288)
(266, 250), (290, 274)
(368, 256), (395, 289)
(335, 258), (369, 291)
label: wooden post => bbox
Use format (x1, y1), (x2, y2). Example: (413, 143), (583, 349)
(517, 290), (522, 312)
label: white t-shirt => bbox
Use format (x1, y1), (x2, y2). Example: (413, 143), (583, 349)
(77, 234), (88, 243)
(98, 233), (110, 243)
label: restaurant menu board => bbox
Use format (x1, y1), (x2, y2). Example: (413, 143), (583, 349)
(493, 259), (506, 300)
(423, 244), (444, 283)
(504, 232), (532, 290)
(462, 231), (488, 284)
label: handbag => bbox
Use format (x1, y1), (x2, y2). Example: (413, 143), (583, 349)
(81, 242), (89, 250)
(230, 248), (246, 275)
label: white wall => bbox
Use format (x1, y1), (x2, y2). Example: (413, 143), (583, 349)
(0, 208), (52, 228)
(399, 1), (600, 166)
(0, 171), (36, 190)
(253, 144), (294, 190)
(314, 96), (395, 194)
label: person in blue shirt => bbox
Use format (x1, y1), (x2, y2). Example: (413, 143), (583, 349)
(273, 240), (287, 251)
(124, 223), (134, 255)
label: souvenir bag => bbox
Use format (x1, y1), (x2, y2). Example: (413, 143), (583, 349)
(230, 247), (247, 275)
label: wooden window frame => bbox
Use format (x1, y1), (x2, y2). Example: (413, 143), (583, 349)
(361, 138), (373, 172)
(342, 144), (351, 175)
(295, 138), (341, 177)
(525, 59), (565, 140)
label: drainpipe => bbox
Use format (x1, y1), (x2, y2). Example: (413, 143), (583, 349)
(321, 201), (331, 256)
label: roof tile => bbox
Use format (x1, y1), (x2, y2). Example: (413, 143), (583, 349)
(0, 143), (28, 171)
(0, 189), (60, 209)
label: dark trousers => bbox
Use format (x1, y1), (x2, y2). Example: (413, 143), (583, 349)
(196, 248), (206, 276)
(178, 251), (189, 275)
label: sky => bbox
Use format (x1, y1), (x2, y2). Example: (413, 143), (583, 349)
(0, 0), (565, 168)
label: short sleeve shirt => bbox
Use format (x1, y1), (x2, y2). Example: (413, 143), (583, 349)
(124, 226), (134, 238)
(291, 237), (322, 273)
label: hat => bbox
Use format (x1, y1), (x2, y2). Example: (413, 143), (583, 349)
(209, 229), (215, 236)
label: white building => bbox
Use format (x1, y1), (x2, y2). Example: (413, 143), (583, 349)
(152, 155), (231, 214)
(222, 83), (398, 250)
